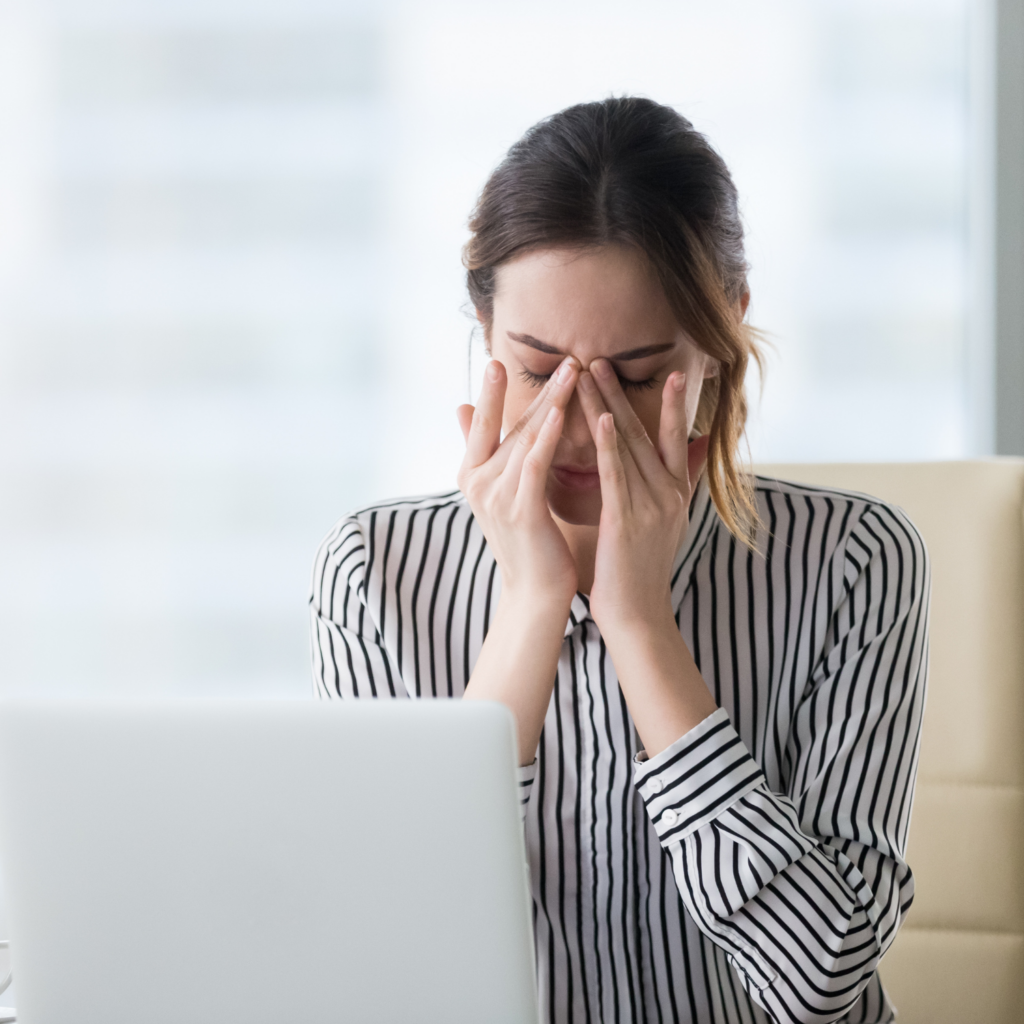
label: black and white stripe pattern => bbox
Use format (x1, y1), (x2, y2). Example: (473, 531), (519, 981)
(309, 477), (929, 1024)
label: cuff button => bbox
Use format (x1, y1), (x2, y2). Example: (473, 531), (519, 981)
(648, 777), (665, 793)
(661, 808), (678, 826)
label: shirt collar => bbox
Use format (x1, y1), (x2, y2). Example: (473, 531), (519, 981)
(562, 477), (719, 638)
(564, 592), (593, 637)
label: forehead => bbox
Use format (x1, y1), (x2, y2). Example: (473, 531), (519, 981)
(491, 245), (681, 356)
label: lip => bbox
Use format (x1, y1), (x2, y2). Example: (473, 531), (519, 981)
(553, 465), (601, 491)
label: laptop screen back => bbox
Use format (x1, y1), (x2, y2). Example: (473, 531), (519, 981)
(0, 698), (538, 1024)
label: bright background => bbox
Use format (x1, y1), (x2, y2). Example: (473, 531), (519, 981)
(0, 0), (982, 702)
(0, 0), (993, 999)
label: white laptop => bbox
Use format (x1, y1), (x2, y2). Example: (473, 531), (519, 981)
(0, 698), (538, 1024)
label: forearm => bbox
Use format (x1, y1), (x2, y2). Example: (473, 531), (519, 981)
(602, 607), (717, 757)
(677, 820), (898, 1020)
(463, 591), (569, 765)
(620, 707), (904, 1020)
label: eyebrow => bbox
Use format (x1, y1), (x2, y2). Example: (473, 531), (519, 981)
(507, 332), (675, 362)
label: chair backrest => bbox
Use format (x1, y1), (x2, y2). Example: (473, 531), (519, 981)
(754, 460), (1024, 1024)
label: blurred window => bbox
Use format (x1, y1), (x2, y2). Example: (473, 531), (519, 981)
(0, 0), (977, 696)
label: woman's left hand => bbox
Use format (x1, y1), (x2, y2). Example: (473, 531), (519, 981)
(576, 358), (718, 756)
(577, 359), (709, 639)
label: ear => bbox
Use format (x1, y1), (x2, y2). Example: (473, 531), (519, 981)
(474, 308), (492, 355)
(739, 289), (750, 319)
(703, 356), (720, 379)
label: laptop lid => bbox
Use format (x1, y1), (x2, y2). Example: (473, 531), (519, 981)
(0, 698), (538, 1024)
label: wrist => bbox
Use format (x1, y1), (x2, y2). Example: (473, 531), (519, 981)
(601, 618), (717, 757)
(496, 587), (574, 626)
(468, 586), (571, 766)
(593, 595), (676, 646)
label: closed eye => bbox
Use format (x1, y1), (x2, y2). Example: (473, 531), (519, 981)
(517, 369), (657, 392)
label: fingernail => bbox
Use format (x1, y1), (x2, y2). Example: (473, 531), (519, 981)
(546, 406), (560, 425)
(672, 372), (686, 393)
(578, 371), (595, 393)
(600, 412), (614, 432)
(556, 358), (575, 384)
(592, 359), (613, 380)
(486, 362), (500, 382)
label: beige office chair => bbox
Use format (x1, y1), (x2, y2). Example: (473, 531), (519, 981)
(755, 460), (1024, 1024)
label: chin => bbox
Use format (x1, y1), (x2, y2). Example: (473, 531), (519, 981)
(547, 486), (602, 527)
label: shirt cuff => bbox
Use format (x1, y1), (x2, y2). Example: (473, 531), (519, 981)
(633, 707), (764, 845)
(517, 758), (538, 818)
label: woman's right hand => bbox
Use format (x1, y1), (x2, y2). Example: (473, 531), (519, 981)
(457, 355), (579, 765)
(456, 356), (580, 609)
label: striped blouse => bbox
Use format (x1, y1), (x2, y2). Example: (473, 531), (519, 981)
(309, 476), (929, 1024)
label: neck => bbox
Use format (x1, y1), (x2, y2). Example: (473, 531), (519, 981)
(555, 518), (599, 595)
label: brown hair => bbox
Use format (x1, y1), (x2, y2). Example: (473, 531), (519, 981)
(463, 96), (763, 541)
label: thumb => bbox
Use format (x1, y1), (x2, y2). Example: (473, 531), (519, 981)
(456, 404), (475, 444)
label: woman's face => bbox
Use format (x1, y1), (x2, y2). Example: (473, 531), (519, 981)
(487, 244), (718, 527)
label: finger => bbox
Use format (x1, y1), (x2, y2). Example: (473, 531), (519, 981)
(579, 368), (634, 474)
(589, 359), (664, 482)
(516, 405), (564, 506)
(575, 369), (609, 422)
(578, 367), (644, 491)
(657, 371), (690, 482)
(456, 404), (474, 443)
(594, 412), (630, 514)
(500, 361), (576, 494)
(462, 360), (507, 468)
(491, 356), (578, 476)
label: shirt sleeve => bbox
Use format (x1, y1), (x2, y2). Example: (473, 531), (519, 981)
(634, 502), (929, 1024)
(310, 514), (537, 819)
(310, 515), (411, 700)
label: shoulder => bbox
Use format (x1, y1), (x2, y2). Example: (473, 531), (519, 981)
(311, 490), (473, 593)
(753, 472), (889, 514)
(750, 472), (928, 569)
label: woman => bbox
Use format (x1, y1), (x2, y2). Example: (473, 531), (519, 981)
(310, 98), (928, 1024)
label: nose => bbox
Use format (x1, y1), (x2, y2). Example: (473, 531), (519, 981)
(561, 385), (594, 451)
